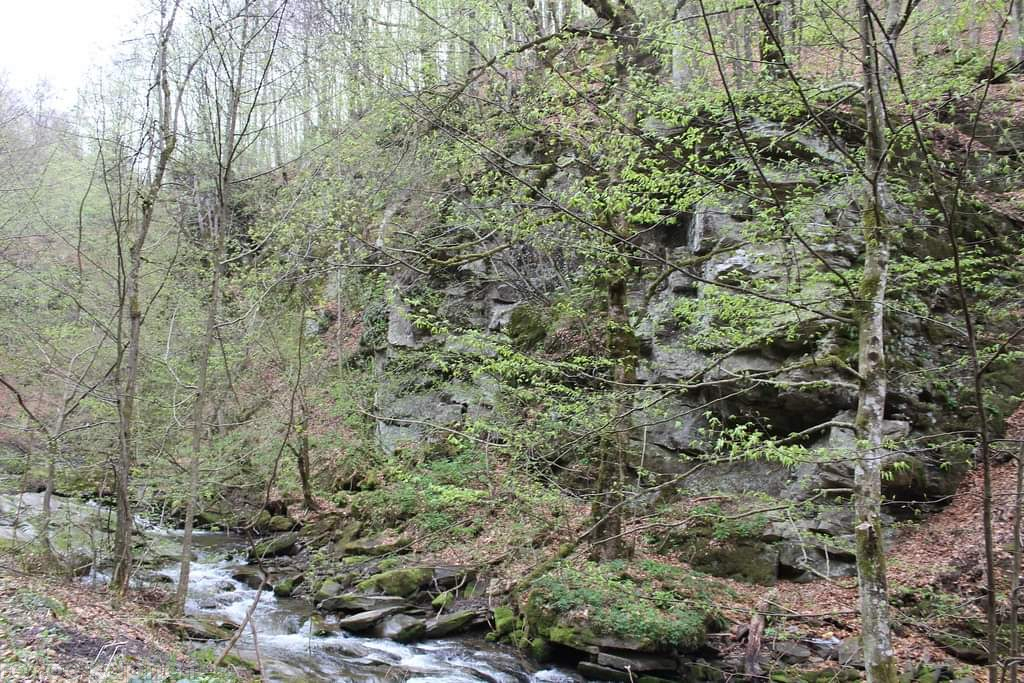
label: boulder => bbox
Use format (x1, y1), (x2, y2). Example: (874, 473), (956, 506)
(387, 299), (424, 349)
(315, 579), (344, 601)
(336, 606), (406, 633)
(672, 535), (779, 586)
(596, 651), (679, 673)
(229, 565), (269, 590)
(267, 515), (299, 532)
(632, 394), (709, 454)
(310, 613), (337, 636)
(319, 593), (410, 613)
(356, 567), (433, 597)
(342, 533), (409, 557)
(431, 591), (454, 609)
(248, 532), (299, 560)
(639, 343), (710, 384)
(577, 662), (632, 682)
(773, 640), (812, 663)
(374, 613), (427, 643)
(777, 541), (857, 581)
(424, 610), (479, 638)
(376, 393), (464, 456)
(166, 616), (235, 641)
(493, 606), (517, 636)
(689, 204), (746, 256)
(429, 565), (472, 590)
(273, 574), (302, 597)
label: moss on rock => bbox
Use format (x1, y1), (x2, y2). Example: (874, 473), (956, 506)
(507, 305), (548, 350)
(356, 567), (433, 597)
(493, 606), (518, 635)
(523, 559), (728, 654)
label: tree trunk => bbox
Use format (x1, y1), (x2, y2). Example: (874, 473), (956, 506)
(296, 403), (317, 511)
(42, 438), (57, 558)
(1015, 0), (1023, 70)
(112, 227), (150, 593)
(851, 2), (899, 681)
(1009, 442), (1023, 683)
(110, 3), (181, 593)
(760, 0), (785, 78)
(588, 275), (633, 561)
(173, 211), (225, 616)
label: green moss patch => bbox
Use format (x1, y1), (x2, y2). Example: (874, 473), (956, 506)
(524, 559), (728, 654)
(356, 567), (433, 597)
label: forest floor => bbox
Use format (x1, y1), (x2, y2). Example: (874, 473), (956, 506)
(0, 571), (244, 683)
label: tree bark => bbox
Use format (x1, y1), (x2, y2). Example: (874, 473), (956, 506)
(111, 2), (182, 593)
(296, 403), (317, 511)
(1015, 0), (1023, 70)
(588, 276), (631, 561)
(851, 1), (899, 681)
(173, 211), (225, 616)
(1009, 442), (1023, 683)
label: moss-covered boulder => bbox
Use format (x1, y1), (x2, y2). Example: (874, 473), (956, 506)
(273, 574), (302, 597)
(523, 559), (728, 656)
(672, 534), (778, 585)
(267, 515), (299, 532)
(196, 509), (232, 529)
(425, 609), (478, 638)
(507, 305), (548, 350)
(356, 567), (433, 597)
(493, 606), (517, 636)
(342, 533), (409, 557)
(165, 616), (235, 641)
(248, 531), (299, 560)
(431, 590), (454, 609)
(375, 613), (427, 643)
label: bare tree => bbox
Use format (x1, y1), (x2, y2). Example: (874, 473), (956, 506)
(174, 0), (287, 614)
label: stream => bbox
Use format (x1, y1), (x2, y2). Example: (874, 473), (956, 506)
(0, 494), (582, 682)
(161, 532), (581, 683)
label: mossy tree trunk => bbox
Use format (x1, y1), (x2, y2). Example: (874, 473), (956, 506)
(589, 275), (635, 561)
(576, 12), (642, 559)
(852, 1), (899, 681)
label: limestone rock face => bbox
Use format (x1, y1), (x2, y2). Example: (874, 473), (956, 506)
(362, 128), (1024, 570)
(375, 392), (464, 456)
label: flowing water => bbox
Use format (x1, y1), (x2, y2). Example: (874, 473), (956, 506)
(162, 533), (581, 683)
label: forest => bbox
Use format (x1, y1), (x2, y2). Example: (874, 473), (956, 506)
(0, 0), (1023, 681)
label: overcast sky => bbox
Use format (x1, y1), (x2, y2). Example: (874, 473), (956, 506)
(0, 0), (140, 105)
